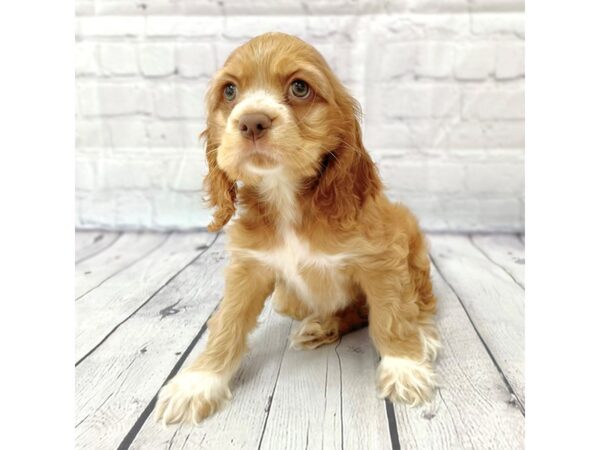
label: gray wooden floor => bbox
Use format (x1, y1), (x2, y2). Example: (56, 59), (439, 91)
(75, 231), (525, 450)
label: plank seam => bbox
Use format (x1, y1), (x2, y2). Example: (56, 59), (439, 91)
(430, 256), (525, 416)
(334, 340), (345, 450)
(75, 231), (123, 264)
(256, 319), (294, 450)
(75, 232), (172, 301)
(468, 234), (525, 290)
(117, 301), (222, 450)
(385, 399), (401, 450)
(75, 233), (219, 366)
(439, 389), (475, 449)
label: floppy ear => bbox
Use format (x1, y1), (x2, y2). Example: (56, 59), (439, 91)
(202, 126), (237, 232)
(311, 98), (382, 226)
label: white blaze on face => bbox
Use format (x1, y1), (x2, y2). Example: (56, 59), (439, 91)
(225, 89), (290, 134)
(221, 89), (297, 178)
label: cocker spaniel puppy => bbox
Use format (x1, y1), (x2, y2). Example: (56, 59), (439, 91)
(155, 32), (440, 425)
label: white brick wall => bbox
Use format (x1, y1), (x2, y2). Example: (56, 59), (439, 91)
(75, 0), (525, 232)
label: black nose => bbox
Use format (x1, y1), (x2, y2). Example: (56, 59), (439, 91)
(238, 113), (272, 141)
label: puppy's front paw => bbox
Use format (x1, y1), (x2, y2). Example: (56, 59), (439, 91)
(154, 370), (232, 425)
(377, 356), (437, 407)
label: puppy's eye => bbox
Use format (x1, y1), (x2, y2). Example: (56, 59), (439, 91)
(223, 83), (237, 102)
(289, 79), (310, 99)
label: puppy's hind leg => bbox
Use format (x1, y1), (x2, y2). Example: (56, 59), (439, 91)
(291, 297), (369, 350)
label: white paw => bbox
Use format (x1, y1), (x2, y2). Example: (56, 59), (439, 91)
(290, 317), (339, 350)
(154, 370), (232, 425)
(377, 356), (437, 407)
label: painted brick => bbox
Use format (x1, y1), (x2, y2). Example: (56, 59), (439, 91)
(495, 42), (525, 79)
(471, 13), (525, 38)
(103, 159), (167, 189)
(93, 0), (191, 15)
(462, 87), (524, 119)
(115, 192), (153, 228)
(441, 197), (523, 232)
(168, 155), (207, 191)
(381, 43), (416, 79)
(386, 84), (460, 118)
(75, 159), (97, 191)
(77, 82), (152, 116)
(146, 121), (185, 148)
(470, 0), (524, 12)
(303, 0), (386, 14)
(76, 17), (145, 37)
(380, 159), (466, 193)
(146, 121), (204, 149)
(465, 163), (524, 193)
(75, 5), (525, 232)
(306, 16), (358, 41)
(75, 42), (99, 76)
(105, 119), (148, 148)
(181, 1), (223, 14)
(215, 41), (243, 67)
(363, 122), (413, 150)
(407, 0), (469, 13)
(151, 192), (211, 228)
(99, 43), (138, 76)
(176, 43), (216, 78)
(223, 16), (306, 40)
(415, 42), (455, 79)
(153, 84), (206, 119)
(145, 17), (221, 37)
(454, 43), (495, 80)
(138, 44), (176, 77)
(446, 121), (525, 149)
(77, 192), (117, 227)
(223, 0), (305, 15)
(76, 120), (111, 148)
(75, 0), (94, 15)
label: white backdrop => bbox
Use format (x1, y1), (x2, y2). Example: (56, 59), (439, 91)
(75, 0), (524, 232)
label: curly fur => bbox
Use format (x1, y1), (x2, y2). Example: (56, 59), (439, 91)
(155, 32), (440, 426)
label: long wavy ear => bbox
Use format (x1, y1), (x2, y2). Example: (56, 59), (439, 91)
(311, 98), (382, 226)
(202, 126), (237, 232)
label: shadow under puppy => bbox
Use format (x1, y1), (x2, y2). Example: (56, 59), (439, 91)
(155, 32), (440, 425)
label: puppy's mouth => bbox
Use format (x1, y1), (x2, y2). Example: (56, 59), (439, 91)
(239, 143), (279, 167)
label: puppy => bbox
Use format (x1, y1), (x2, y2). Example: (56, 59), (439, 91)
(155, 32), (440, 425)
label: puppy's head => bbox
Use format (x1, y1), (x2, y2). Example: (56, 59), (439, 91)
(203, 32), (380, 231)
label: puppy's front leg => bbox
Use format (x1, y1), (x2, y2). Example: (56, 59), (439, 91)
(360, 270), (440, 407)
(155, 258), (274, 425)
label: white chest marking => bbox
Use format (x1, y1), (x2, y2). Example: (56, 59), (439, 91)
(233, 167), (351, 301)
(247, 229), (349, 299)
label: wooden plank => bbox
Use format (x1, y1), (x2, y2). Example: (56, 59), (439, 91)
(257, 326), (343, 449)
(336, 328), (393, 450)
(134, 300), (390, 448)
(75, 232), (214, 363)
(75, 231), (121, 263)
(130, 301), (293, 449)
(428, 234), (525, 407)
(471, 234), (525, 288)
(75, 236), (227, 450)
(392, 264), (524, 449)
(75, 232), (169, 299)
(258, 330), (391, 449)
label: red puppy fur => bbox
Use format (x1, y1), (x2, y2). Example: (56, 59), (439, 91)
(155, 33), (440, 425)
